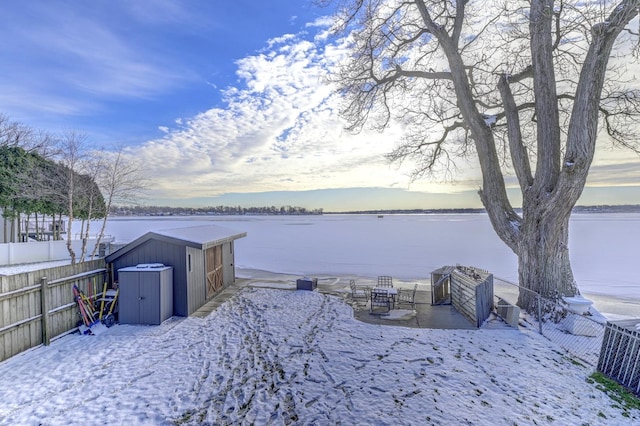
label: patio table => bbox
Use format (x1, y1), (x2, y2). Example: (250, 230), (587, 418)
(373, 287), (397, 309)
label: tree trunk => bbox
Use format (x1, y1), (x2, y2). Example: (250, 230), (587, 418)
(516, 204), (578, 313)
(91, 201), (112, 259)
(11, 215), (16, 243)
(66, 209), (76, 265)
(21, 214), (28, 242)
(56, 213), (62, 240)
(67, 214), (76, 265)
(79, 218), (89, 262)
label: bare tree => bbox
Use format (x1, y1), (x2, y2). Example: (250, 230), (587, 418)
(75, 166), (106, 261)
(57, 130), (87, 264)
(329, 0), (640, 311)
(90, 147), (149, 258)
(0, 113), (58, 157)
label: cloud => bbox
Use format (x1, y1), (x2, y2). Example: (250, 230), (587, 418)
(122, 20), (499, 204)
(126, 28), (421, 201)
(586, 161), (640, 187)
(0, 1), (196, 117)
(306, 16), (334, 28)
(93, 3), (639, 208)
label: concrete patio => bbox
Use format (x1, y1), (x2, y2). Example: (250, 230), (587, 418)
(349, 288), (477, 329)
(193, 272), (509, 330)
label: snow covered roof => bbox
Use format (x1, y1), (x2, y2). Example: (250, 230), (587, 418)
(431, 265), (456, 275)
(105, 224), (246, 262)
(151, 224), (246, 247)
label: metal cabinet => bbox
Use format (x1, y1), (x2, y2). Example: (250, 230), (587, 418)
(118, 264), (173, 325)
(296, 277), (317, 291)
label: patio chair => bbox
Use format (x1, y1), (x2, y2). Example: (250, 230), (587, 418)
(350, 280), (369, 303)
(370, 288), (391, 315)
(397, 283), (418, 310)
(377, 275), (393, 288)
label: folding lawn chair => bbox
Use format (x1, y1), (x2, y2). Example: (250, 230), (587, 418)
(377, 276), (393, 288)
(370, 288), (391, 315)
(350, 280), (369, 303)
(397, 283), (418, 310)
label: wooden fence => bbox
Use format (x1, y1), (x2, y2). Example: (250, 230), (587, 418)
(0, 259), (107, 362)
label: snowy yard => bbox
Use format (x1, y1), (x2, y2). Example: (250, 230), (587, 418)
(0, 287), (637, 425)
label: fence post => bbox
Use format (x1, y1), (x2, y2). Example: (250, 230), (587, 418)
(537, 293), (542, 335)
(41, 277), (50, 346)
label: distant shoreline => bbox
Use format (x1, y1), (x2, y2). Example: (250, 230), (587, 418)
(326, 205), (640, 215)
(109, 204), (640, 217)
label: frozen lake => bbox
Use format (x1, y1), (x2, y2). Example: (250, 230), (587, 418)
(103, 213), (640, 302)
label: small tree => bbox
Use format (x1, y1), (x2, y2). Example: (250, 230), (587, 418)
(328, 0), (640, 311)
(74, 172), (106, 260)
(57, 130), (86, 264)
(90, 147), (149, 258)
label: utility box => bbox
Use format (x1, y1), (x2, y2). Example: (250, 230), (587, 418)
(296, 277), (317, 291)
(118, 264), (174, 325)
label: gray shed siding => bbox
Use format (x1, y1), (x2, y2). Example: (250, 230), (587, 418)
(186, 245), (206, 314)
(106, 224), (246, 317)
(110, 239), (191, 316)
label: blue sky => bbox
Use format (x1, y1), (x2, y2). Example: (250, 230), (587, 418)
(1, 1), (324, 145)
(1, 1), (639, 211)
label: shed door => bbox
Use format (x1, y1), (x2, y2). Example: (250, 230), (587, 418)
(206, 245), (223, 299)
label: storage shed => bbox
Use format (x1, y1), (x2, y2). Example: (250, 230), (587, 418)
(430, 265), (494, 328)
(118, 264), (174, 325)
(105, 224), (246, 317)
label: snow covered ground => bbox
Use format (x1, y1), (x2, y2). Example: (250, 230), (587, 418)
(1, 287), (637, 425)
(1, 213), (638, 424)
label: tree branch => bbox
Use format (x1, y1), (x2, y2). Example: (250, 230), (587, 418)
(558, 0), (640, 206)
(414, 0), (521, 249)
(530, 0), (562, 195)
(498, 74), (534, 191)
(394, 66), (453, 80)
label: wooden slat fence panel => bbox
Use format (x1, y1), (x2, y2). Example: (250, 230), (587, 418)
(475, 277), (494, 327)
(450, 268), (494, 328)
(0, 259), (107, 362)
(450, 270), (477, 325)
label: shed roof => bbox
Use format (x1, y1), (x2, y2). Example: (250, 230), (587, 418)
(105, 224), (247, 262)
(431, 265), (456, 275)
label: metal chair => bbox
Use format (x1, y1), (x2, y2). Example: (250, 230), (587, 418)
(397, 283), (418, 310)
(350, 279), (369, 303)
(370, 288), (391, 314)
(377, 275), (393, 288)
